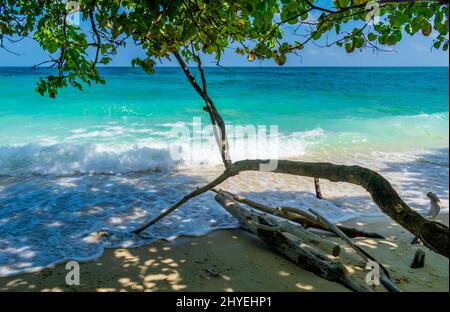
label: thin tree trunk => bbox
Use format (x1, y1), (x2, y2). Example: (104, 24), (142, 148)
(172, 50), (231, 168)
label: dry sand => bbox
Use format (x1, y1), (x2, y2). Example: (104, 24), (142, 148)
(0, 213), (448, 292)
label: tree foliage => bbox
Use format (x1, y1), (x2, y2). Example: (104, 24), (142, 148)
(0, 0), (448, 97)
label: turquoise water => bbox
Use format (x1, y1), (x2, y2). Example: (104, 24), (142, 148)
(0, 67), (448, 163)
(0, 67), (448, 276)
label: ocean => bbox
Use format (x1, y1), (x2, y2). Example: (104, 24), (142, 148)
(0, 66), (448, 276)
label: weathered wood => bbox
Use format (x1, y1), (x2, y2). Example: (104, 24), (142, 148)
(314, 178), (323, 199)
(309, 209), (377, 261)
(250, 208), (341, 256)
(256, 229), (371, 292)
(211, 191), (340, 256)
(212, 189), (275, 214)
(411, 192), (442, 245)
(215, 192), (372, 292)
(213, 189), (385, 239)
(309, 209), (401, 292)
(277, 206), (385, 238)
(334, 226), (385, 239)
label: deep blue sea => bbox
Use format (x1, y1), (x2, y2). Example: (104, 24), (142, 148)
(0, 67), (448, 276)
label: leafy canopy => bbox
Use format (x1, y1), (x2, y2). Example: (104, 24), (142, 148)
(0, 0), (448, 97)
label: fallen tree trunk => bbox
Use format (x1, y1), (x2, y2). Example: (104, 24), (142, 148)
(207, 190), (341, 256)
(246, 207), (342, 257)
(226, 160), (449, 258)
(214, 192), (372, 292)
(134, 159), (449, 259)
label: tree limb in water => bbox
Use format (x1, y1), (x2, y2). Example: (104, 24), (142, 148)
(133, 159), (449, 259)
(227, 160), (449, 258)
(132, 169), (237, 234)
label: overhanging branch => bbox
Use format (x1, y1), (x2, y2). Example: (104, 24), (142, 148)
(132, 159), (449, 258)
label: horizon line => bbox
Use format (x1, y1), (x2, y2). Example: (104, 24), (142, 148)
(0, 65), (448, 68)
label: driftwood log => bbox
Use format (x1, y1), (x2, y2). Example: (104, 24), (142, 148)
(212, 188), (385, 239)
(133, 160), (449, 259)
(214, 192), (373, 292)
(253, 212), (342, 257)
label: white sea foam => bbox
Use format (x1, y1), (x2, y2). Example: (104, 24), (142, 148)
(2, 111), (447, 176)
(0, 144), (179, 176)
(0, 129), (320, 176)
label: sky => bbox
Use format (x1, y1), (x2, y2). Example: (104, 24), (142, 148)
(0, 6), (448, 67)
(1, 29), (448, 67)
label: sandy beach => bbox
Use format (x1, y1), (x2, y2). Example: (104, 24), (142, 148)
(0, 213), (447, 292)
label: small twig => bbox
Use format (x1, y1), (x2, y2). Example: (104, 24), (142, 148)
(314, 178), (323, 199)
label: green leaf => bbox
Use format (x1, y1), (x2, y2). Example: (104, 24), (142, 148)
(367, 33), (377, 41)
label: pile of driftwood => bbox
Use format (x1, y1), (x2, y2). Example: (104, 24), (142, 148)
(213, 187), (444, 292)
(213, 189), (400, 292)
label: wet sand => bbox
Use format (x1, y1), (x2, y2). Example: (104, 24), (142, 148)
(1, 214), (448, 292)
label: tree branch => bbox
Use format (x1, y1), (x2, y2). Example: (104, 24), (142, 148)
(132, 159), (449, 258)
(172, 50), (232, 168)
(132, 166), (237, 234)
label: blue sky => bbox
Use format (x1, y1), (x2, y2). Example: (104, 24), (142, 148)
(1, 30), (448, 67)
